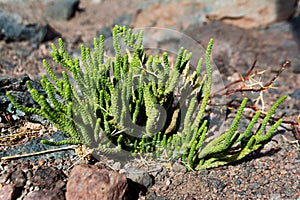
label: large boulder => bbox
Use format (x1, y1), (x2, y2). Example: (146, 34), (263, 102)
(134, 0), (298, 29)
(205, 0), (298, 28)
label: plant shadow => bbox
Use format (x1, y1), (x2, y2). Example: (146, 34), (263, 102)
(229, 130), (286, 167)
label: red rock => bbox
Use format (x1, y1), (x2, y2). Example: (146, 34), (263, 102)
(25, 189), (65, 200)
(0, 184), (20, 200)
(66, 164), (129, 200)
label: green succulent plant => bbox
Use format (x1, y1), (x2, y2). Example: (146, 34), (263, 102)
(6, 25), (286, 169)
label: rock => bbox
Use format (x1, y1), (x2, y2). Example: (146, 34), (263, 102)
(289, 16), (300, 73)
(0, 59), (16, 73)
(124, 167), (153, 190)
(0, 184), (21, 200)
(135, 1), (206, 30)
(185, 195), (197, 200)
(0, 173), (11, 184)
(97, 13), (133, 39)
(146, 164), (162, 177)
(172, 162), (187, 174)
(184, 20), (300, 78)
(204, 0), (298, 29)
(32, 167), (66, 190)
(290, 88), (300, 99)
(97, 26), (112, 38)
(270, 192), (282, 200)
(25, 189), (65, 200)
(203, 178), (227, 194)
(66, 164), (129, 200)
(0, 9), (58, 43)
(0, 131), (74, 162)
(11, 170), (26, 188)
(0, 74), (44, 122)
(45, 0), (80, 21)
(146, 191), (167, 200)
(135, 0), (298, 30)
(141, 27), (182, 52)
(123, 167), (150, 199)
(113, 13), (134, 28)
(111, 162), (122, 171)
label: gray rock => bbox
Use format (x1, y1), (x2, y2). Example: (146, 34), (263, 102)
(0, 131), (74, 162)
(0, 9), (45, 42)
(113, 13), (134, 28)
(97, 26), (112, 38)
(172, 162), (187, 173)
(0, 74), (44, 123)
(45, 0), (80, 21)
(290, 88), (300, 99)
(0, 9), (58, 43)
(289, 17), (300, 73)
(112, 161), (122, 171)
(66, 164), (129, 200)
(270, 192), (282, 200)
(124, 167), (153, 190)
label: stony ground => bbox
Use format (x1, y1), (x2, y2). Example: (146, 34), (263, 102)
(0, 0), (300, 199)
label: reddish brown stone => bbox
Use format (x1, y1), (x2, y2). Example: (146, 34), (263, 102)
(25, 189), (65, 200)
(0, 184), (20, 200)
(66, 164), (129, 200)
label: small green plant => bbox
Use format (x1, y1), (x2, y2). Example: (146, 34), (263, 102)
(6, 25), (286, 169)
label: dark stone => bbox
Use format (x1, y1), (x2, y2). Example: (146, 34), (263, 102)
(0, 74), (44, 117)
(0, 9), (58, 43)
(32, 166), (66, 190)
(125, 167), (153, 190)
(43, 24), (62, 42)
(97, 26), (112, 38)
(207, 178), (227, 194)
(11, 170), (27, 188)
(45, 0), (80, 21)
(0, 131), (74, 162)
(185, 195), (197, 200)
(290, 88), (300, 99)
